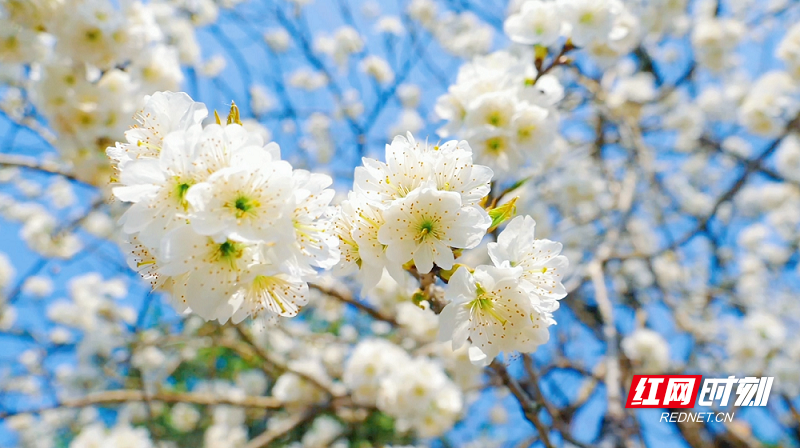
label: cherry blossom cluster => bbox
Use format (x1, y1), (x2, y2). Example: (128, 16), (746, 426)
(333, 133), (493, 290)
(344, 339), (462, 437)
(109, 91), (339, 323)
(433, 50), (562, 175)
(68, 423), (153, 448)
(505, 0), (639, 61)
(108, 95), (571, 367)
(440, 216), (568, 365)
(332, 133), (568, 365)
(0, 0), (217, 185)
(407, 0), (494, 58)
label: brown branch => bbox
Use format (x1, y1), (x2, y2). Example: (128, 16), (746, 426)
(489, 360), (554, 448)
(215, 337), (281, 378)
(244, 405), (327, 448)
(309, 283), (398, 326)
(535, 42), (575, 82)
(0, 390), (283, 418)
(234, 324), (341, 397)
(522, 355), (593, 448)
(0, 153), (92, 187)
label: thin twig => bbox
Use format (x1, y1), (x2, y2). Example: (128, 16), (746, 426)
(234, 324), (341, 397)
(0, 153), (92, 187)
(0, 390), (282, 418)
(489, 360), (554, 448)
(244, 405), (326, 448)
(309, 283), (398, 326)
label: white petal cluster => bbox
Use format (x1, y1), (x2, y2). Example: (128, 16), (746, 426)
(360, 55), (395, 84)
(439, 216), (568, 365)
(47, 273), (133, 358)
(504, 1), (562, 47)
(334, 133), (492, 290)
(504, 0), (639, 62)
(273, 359), (331, 409)
(407, 1), (493, 58)
(778, 23), (800, 81)
(110, 92), (339, 323)
(488, 215), (569, 303)
(725, 311), (786, 373)
(3, 201), (83, 258)
(691, 17), (745, 72)
(200, 387), (249, 448)
(435, 11), (494, 58)
(170, 403), (201, 433)
(434, 51), (560, 174)
(314, 26), (364, 67)
(738, 71), (799, 137)
(621, 328), (671, 374)
(343, 339), (462, 438)
(70, 423), (153, 448)
(1, 0), (203, 186)
(342, 338), (412, 405)
(301, 415), (344, 448)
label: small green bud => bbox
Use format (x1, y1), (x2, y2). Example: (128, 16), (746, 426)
(438, 263), (466, 282)
(487, 196), (518, 232)
(411, 290), (426, 307)
(534, 44), (548, 62)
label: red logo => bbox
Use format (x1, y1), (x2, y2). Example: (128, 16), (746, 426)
(626, 375), (703, 408)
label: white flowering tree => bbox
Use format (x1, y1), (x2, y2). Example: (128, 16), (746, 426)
(1, 0), (799, 447)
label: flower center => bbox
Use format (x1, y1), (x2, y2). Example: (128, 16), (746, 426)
(487, 111), (504, 127)
(469, 285), (508, 326)
(84, 28), (102, 42)
(142, 66), (158, 80)
(212, 240), (245, 270)
(3, 35), (18, 51)
(229, 195), (259, 219)
(175, 181), (192, 210)
(485, 136), (507, 154)
(518, 125), (536, 141)
(416, 219), (436, 243)
(219, 240), (241, 257)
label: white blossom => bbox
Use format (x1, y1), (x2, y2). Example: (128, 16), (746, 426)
(378, 187), (490, 274)
(439, 265), (551, 366)
(504, 1), (562, 46)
